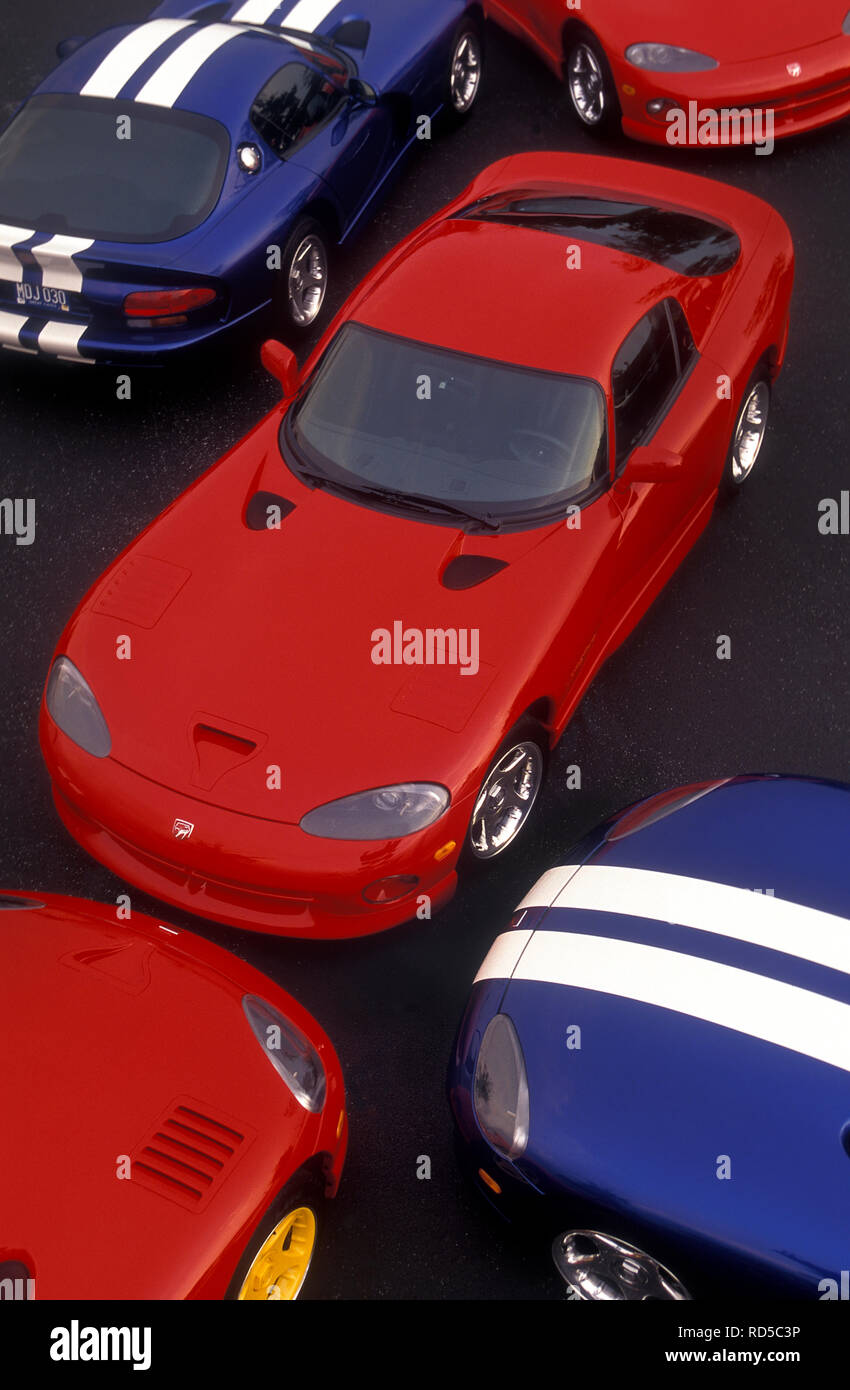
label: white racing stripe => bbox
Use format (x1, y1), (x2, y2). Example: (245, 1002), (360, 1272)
(31, 236), (94, 294)
(482, 929), (850, 1075)
(278, 0), (339, 29)
(549, 865), (850, 979)
(37, 320), (92, 362)
(231, 0), (282, 21)
(0, 310), (30, 350)
(473, 928), (533, 986)
(0, 224), (32, 283)
(516, 865), (582, 912)
(80, 18), (193, 99)
(135, 23), (242, 107)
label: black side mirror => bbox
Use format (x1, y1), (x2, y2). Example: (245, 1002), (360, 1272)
(347, 77), (378, 106)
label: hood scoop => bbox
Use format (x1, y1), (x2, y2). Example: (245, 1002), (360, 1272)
(244, 491), (295, 531)
(441, 554), (508, 590)
(191, 719), (263, 791)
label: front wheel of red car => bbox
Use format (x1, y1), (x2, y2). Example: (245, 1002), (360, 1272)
(463, 720), (548, 865)
(226, 1173), (323, 1301)
(721, 370), (772, 497)
(563, 31), (620, 136)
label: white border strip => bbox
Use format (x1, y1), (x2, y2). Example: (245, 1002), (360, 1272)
(135, 24), (241, 108)
(0, 224), (33, 283)
(31, 236), (94, 294)
(37, 320), (91, 361)
(509, 930), (850, 1074)
(80, 19), (193, 99)
(550, 865), (850, 978)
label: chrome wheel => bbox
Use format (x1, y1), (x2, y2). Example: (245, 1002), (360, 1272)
(469, 741), (544, 860)
(287, 233), (327, 327)
(731, 380), (770, 483)
(568, 43), (606, 126)
(553, 1231), (691, 1301)
(450, 32), (482, 113)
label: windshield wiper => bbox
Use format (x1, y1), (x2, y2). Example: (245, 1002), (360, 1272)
(337, 481), (503, 532)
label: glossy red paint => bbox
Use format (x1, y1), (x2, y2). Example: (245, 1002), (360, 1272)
(487, 1), (850, 144)
(40, 154), (794, 938)
(0, 892), (346, 1298)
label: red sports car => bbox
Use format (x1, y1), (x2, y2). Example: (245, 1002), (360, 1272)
(40, 153), (793, 939)
(486, 2), (850, 145)
(0, 891), (346, 1298)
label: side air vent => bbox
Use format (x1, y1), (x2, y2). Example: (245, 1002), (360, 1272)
(332, 19), (371, 51)
(442, 554), (508, 590)
(0, 894), (44, 910)
(245, 491), (296, 531)
(131, 1100), (252, 1211)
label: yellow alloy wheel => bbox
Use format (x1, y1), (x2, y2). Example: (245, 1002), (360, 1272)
(237, 1205), (317, 1301)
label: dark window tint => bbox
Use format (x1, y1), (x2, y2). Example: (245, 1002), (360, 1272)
(251, 62), (343, 157)
(668, 298), (697, 374)
(0, 95), (229, 243)
(457, 194), (741, 276)
(613, 304), (678, 467)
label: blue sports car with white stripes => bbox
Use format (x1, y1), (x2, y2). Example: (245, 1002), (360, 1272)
(0, 0), (483, 364)
(449, 775), (850, 1300)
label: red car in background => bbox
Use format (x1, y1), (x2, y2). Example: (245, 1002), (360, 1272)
(486, 1), (850, 144)
(40, 153), (793, 939)
(0, 891), (346, 1299)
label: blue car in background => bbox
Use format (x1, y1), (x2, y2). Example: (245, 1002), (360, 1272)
(449, 775), (850, 1300)
(0, 0), (483, 363)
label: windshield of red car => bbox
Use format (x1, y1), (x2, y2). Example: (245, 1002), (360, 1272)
(0, 95), (229, 243)
(285, 324), (608, 527)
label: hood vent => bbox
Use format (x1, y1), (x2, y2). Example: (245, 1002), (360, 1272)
(191, 721), (261, 790)
(131, 1101), (250, 1211)
(244, 491), (295, 531)
(442, 554), (508, 590)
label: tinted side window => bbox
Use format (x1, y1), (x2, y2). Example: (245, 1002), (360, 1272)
(612, 304), (678, 468)
(251, 62), (341, 157)
(668, 298), (697, 374)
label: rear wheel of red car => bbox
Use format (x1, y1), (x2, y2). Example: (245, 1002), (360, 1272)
(443, 21), (484, 125)
(275, 216), (330, 335)
(722, 369), (772, 496)
(226, 1173), (323, 1301)
(563, 30), (620, 135)
(463, 719), (548, 865)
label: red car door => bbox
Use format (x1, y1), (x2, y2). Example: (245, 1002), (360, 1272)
(606, 299), (734, 613)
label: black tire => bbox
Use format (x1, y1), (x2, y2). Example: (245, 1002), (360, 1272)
(273, 216), (330, 338)
(720, 367), (772, 499)
(441, 20), (484, 128)
(563, 28), (621, 137)
(460, 717), (549, 871)
(224, 1171), (324, 1302)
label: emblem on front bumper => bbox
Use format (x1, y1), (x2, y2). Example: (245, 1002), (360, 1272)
(172, 818), (194, 840)
(786, 61), (802, 77)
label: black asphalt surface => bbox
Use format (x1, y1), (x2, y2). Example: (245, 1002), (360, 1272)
(2, 3), (850, 1301)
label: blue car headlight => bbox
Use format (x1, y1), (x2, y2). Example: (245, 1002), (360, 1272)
(473, 1013), (529, 1159)
(626, 43), (718, 72)
(46, 656), (111, 758)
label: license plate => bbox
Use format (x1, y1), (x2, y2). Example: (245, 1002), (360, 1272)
(15, 283), (69, 312)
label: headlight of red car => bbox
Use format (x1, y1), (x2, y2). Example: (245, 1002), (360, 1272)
(243, 995), (326, 1113)
(299, 783), (450, 840)
(625, 43), (718, 72)
(45, 656), (111, 758)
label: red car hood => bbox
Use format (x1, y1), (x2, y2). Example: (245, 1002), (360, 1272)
(609, 0), (846, 63)
(60, 412), (617, 822)
(0, 894), (335, 1299)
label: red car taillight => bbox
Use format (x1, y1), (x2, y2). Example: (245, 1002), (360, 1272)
(123, 287), (217, 324)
